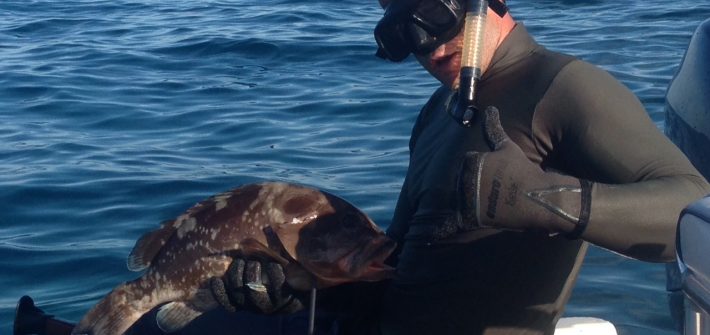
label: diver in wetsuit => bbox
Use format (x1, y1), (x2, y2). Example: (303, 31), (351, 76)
(122, 0), (710, 334)
(210, 0), (709, 334)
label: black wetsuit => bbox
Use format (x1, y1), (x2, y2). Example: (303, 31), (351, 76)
(379, 24), (709, 335)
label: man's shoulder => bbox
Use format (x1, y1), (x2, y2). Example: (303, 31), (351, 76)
(417, 85), (452, 120)
(408, 85), (451, 150)
(429, 85), (452, 104)
(538, 55), (645, 127)
(548, 58), (633, 102)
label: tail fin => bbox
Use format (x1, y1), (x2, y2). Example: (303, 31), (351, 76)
(71, 283), (149, 335)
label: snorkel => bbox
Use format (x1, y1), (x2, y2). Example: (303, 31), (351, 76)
(374, 0), (508, 123)
(450, 0), (488, 126)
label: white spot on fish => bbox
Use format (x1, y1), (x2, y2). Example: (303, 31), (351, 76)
(177, 217), (197, 239)
(267, 208), (284, 223)
(211, 228), (219, 241)
(173, 214), (190, 228)
(241, 210), (250, 223)
(248, 198), (259, 211)
(213, 192), (231, 211)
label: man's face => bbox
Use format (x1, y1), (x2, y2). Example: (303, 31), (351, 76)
(413, 28), (465, 89)
(377, 0), (464, 88)
(377, 0), (504, 89)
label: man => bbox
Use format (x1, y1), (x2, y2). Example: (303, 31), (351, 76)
(212, 0), (708, 333)
(371, 0), (710, 334)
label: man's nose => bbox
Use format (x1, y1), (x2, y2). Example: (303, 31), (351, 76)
(428, 43), (448, 59)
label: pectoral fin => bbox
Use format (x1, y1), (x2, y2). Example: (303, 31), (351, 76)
(127, 220), (176, 271)
(156, 301), (203, 334)
(238, 239), (315, 290)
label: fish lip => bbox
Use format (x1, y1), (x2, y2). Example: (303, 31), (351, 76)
(356, 236), (397, 273)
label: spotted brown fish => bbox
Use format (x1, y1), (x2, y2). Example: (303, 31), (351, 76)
(72, 182), (396, 335)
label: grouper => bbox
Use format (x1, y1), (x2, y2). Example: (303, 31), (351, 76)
(72, 182), (396, 335)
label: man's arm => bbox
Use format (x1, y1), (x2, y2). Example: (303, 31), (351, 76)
(462, 61), (709, 262)
(542, 61), (709, 261)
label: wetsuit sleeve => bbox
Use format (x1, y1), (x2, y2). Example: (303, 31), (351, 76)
(536, 60), (710, 262)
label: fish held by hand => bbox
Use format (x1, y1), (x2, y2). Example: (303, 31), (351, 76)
(72, 182), (396, 335)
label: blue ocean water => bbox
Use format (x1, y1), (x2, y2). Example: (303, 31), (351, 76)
(1, 0), (709, 334)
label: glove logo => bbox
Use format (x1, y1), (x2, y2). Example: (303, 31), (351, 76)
(505, 182), (519, 207)
(486, 177), (502, 219)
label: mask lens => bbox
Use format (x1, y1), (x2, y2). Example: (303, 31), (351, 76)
(411, 0), (464, 54)
(407, 21), (440, 55)
(375, 16), (412, 62)
(374, 0), (465, 61)
(414, 0), (460, 35)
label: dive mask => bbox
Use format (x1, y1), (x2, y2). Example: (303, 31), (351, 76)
(374, 0), (508, 62)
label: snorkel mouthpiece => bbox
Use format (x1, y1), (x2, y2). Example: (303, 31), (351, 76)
(450, 0), (488, 126)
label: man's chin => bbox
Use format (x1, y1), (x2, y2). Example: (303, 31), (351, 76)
(429, 67), (459, 89)
(445, 76), (460, 90)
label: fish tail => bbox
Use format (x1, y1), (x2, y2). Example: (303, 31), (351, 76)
(71, 282), (151, 335)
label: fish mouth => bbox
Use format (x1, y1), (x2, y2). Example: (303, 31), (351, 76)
(354, 236), (397, 279)
(308, 236), (397, 288)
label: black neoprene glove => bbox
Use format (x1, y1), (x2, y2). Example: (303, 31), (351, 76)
(209, 258), (307, 314)
(454, 106), (592, 238)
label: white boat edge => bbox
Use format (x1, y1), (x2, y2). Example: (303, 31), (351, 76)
(554, 317), (617, 335)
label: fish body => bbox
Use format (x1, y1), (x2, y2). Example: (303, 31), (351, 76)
(72, 182), (396, 335)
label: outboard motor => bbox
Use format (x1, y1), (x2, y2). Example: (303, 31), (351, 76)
(665, 17), (710, 177)
(665, 17), (710, 335)
(676, 198), (710, 335)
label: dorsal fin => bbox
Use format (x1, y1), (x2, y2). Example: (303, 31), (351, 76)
(127, 220), (176, 271)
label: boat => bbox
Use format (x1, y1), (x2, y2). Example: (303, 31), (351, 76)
(665, 17), (710, 335)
